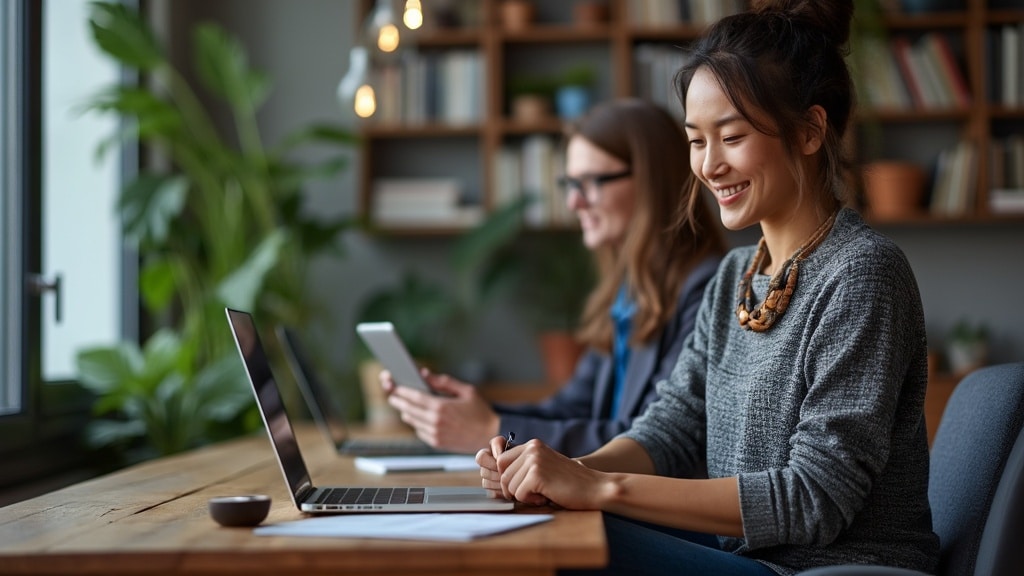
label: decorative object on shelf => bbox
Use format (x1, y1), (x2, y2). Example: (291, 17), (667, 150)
(573, 1), (609, 27)
(862, 160), (926, 220)
(555, 65), (595, 121)
(946, 319), (989, 377)
(501, 0), (536, 31)
(508, 73), (557, 122)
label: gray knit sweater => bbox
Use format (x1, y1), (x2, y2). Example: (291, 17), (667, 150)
(622, 208), (939, 575)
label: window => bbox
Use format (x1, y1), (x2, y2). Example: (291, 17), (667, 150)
(0, 0), (134, 501)
(1, 0), (26, 417)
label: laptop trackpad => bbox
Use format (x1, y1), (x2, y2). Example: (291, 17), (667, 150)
(427, 487), (489, 503)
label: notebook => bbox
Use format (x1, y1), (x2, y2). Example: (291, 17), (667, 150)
(275, 325), (439, 456)
(225, 308), (513, 513)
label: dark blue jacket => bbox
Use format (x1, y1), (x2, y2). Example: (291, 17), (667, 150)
(496, 255), (721, 457)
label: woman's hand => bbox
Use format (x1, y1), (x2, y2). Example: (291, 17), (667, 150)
(478, 435), (611, 510)
(381, 368), (500, 453)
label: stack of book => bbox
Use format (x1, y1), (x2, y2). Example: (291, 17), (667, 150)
(492, 136), (573, 228)
(372, 178), (483, 228)
(988, 135), (1024, 214)
(987, 23), (1024, 108)
(633, 44), (690, 120)
(857, 33), (970, 111)
(930, 141), (978, 217)
(627, 0), (745, 27)
(371, 50), (483, 126)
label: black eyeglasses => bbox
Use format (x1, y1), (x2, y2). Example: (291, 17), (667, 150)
(556, 169), (632, 204)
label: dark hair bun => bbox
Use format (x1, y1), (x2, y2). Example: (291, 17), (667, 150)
(752, 0), (854, 48)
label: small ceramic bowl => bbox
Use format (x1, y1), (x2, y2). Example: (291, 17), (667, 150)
(208, 495), (271, 527)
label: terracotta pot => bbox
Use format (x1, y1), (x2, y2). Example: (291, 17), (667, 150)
(573, 2), (608, 27)
(862, 161), (926, 220)
(512, 94), (551, 122)
(537, 331), (584, 385)
(501, 0), (535, 31)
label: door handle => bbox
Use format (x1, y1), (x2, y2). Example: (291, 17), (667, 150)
(27, 273), (62, 323)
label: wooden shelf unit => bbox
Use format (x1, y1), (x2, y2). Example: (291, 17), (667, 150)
(354, 0), (1024, 232)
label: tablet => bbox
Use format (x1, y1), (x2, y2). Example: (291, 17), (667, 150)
(356, 322), (435, 395)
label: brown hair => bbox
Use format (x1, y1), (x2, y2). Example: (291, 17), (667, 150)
(570, 99), (726, 352)
(675, 0), (856, 217)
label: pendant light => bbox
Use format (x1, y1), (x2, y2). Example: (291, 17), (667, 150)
(338, 0), (421, 119)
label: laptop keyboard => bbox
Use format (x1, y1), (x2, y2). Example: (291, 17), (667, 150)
(315, 487), (426, 505)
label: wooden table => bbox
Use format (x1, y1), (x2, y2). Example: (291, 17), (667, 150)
(0, 425), (606, 575)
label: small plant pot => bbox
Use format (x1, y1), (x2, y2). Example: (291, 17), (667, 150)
(862, 161), (926, 220)
(501, 0), (535, 31)
(573, 1), (608, 27)
(512, 94), (551, 122)
(555, 86), (590, 120)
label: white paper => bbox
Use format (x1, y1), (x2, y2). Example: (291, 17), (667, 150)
(354, 455), (480, 474)
(254, 513), (553, 542)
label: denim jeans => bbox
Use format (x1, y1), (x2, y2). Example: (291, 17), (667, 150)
(561, 513), (778, 576)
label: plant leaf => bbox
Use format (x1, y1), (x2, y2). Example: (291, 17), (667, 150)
(88, 2), (164, 70)
(118, 173), (188, 246)
(216, 230), (288, 311)
(84, 418), (147, 448)
(76, 343), (143, 395)
(193, 354), (252, 422)
(139, 256), (177, 313)
(450, 195), (530, 274)
(194, 24), (269, 111)
(276, 124), (361, 154)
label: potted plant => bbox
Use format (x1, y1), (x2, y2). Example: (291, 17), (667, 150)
(555, 65), (596, 121)
(507, 74), (558, 122)
(452, 198), (595, 384)
(946, 319), (989, 377)
(74, 2), (356, 462)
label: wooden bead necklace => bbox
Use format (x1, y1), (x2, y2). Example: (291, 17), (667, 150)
(736, 212), (838, 332)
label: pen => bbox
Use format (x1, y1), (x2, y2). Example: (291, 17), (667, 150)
(503, 431), (516, 452)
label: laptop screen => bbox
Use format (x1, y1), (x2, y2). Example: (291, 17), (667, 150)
(276, 326), (350, 448)
(225, 308), (313, 504)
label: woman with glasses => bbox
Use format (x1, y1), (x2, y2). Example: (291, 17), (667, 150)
(380, 98), (726, 457)
(477, 1), (939, 574)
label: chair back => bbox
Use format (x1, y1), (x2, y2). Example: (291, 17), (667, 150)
(928, 362), (1024, 576)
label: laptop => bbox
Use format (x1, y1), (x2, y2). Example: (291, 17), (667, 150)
(275, 325), (439, 456)
(225, 307), (514, 513)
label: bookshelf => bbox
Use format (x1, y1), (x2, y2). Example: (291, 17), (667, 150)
(353, 0), (1024, 233)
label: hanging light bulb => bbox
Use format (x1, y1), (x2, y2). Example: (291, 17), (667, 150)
(368, 0), (401, 54)
(403, 0), (423, 30)
(337, 46), (376, 119)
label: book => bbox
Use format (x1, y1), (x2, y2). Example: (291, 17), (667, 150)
(892, 37), (928, 109)
(926, 33), (971, 109)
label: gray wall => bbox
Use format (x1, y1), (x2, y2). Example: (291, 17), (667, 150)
(175, 0), (1024, 386)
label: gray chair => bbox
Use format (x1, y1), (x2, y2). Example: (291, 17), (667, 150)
(799, 362), (1024, 576)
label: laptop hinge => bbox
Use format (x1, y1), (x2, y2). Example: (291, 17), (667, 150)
(296, 481), (315, 503)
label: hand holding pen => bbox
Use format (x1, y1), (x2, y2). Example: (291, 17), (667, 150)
(476, 431), (516, 501)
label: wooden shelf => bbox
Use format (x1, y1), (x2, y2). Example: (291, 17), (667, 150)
(356, 0), (1024, 232)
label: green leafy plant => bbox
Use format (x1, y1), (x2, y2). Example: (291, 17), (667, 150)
(74, 2), (356, 460)
(451, 196), (594, 333)
(558, 65), (595, 89)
